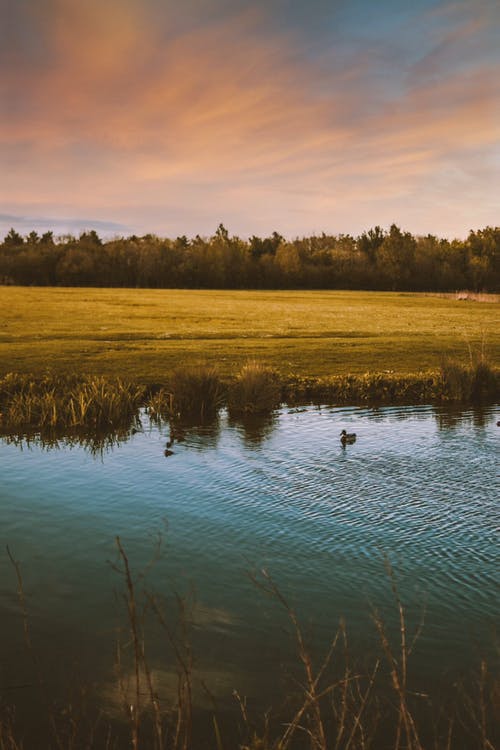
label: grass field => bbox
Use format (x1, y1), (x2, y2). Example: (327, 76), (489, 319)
(0, 287), (498, 382)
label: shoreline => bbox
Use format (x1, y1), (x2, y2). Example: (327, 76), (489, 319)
(0, 367), (498, 435)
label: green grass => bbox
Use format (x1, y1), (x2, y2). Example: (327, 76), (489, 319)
(0, 287), (498, 382)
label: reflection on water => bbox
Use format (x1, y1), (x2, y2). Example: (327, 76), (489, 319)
(434, 403), (492, 430)
(0, 404), (498, 457)
(0, 403), (498, 746)
(0, 423), (140, 456)
(1, 402), (498, 452)
(227, 412), (277, 447)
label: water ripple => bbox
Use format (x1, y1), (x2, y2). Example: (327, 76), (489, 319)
(0, 403), (498, 681)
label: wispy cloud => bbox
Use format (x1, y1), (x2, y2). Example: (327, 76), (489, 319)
(0, 213), (129, 237)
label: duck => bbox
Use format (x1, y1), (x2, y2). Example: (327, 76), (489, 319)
(340, 429), (356, 446)
(164, 448), (174, 457)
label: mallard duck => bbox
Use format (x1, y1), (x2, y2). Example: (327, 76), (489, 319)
(340, 429), (356, 445)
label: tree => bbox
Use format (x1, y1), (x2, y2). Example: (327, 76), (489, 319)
(214, 223), (229, 243)
(377, 224), (416, 289)
(467, 227), (500, 290)
(249, 232), (283, 259)
(357, 226), (385, 263)
(79, 230), (102, 246)
(40, 231), (54, 245)
(275, 244), (301, 285)
(3, 228), (24, 246)
(56, 247), (97, 285)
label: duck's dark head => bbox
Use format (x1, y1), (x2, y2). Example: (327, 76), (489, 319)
(340, 430), (347, 436)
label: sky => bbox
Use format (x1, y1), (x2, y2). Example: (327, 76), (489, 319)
(1, 0), (499, 240)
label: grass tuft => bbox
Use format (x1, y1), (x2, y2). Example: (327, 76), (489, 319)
(228, 362), (282, 416)
(168, 365), (225, 421)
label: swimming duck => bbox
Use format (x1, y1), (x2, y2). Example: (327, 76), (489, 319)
(340, 429), (356, 445)
(164, 448), (174, 457)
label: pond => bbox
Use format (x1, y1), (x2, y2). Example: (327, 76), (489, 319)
(0, 404), (498, 747)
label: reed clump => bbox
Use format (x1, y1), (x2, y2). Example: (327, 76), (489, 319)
(439, 360), (473, 401)
(283, 371), (441, 406)
(285, 363), (499, 406)
(227, 362), (282, 416)
(439, 351), (498, 403)
(0, 373), (144, 430)
(146, 387), (174, 424)
(167, 365), (225, 420)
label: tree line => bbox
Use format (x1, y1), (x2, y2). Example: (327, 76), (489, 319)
(0, 223), (498, 291)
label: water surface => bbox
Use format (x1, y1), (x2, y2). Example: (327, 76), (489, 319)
(0, 404), (498, 737)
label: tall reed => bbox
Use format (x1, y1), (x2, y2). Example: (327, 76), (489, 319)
(0, 373), (144, 430)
